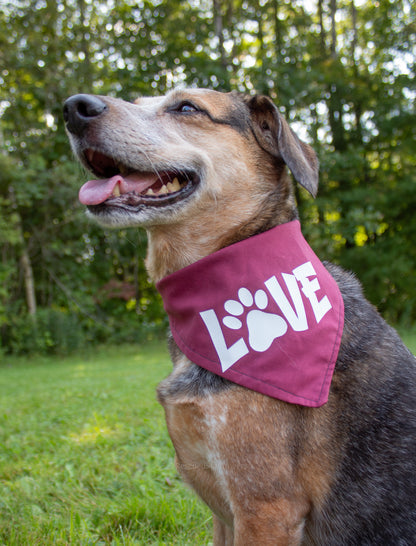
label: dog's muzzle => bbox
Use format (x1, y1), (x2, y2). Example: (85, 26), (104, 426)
(63, 94), (200, 215)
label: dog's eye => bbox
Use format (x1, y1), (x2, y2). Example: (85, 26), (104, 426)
(175, 101), (199, 114)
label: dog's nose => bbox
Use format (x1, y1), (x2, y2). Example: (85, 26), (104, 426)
(63, 94), (108, 136)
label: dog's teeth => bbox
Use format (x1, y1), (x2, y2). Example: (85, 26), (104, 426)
(170, 177), (181, 192)
(166, 181), (181, 193)
(144, 178), (183, 197)
(112, 184), (120, 197)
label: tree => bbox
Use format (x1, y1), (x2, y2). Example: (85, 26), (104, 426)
(0, 0), (415, 354)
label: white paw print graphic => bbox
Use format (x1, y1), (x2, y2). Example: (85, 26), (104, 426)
(222, 287), (288, 352)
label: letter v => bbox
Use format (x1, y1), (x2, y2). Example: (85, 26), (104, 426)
(200, 310), (249, 372)
(264, 275), (308, 331)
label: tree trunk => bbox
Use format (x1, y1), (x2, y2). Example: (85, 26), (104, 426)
(213, 0), (227, 70)
(351, 0), (363, 144)
(79, 0), (92, 87)
(318, 0), (326, 57)
(9, 188), (37, 317)
(330, 0), (337, 58)
(327, 0), (347, 151)
(273, 0), (283, 61)
(20, 247), (37, 317)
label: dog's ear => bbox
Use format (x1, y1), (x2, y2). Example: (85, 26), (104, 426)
(246, 95), (319, 197)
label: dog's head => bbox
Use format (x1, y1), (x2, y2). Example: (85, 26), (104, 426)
(64, 89), (318, 277)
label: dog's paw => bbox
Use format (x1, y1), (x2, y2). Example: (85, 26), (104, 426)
(223, 288), (288, 352)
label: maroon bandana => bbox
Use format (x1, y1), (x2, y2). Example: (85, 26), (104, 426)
(156, 221), (344, 407)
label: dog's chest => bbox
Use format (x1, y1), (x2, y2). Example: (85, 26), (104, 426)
(157, 355), (236, 521)
(157, 351), (341, 537)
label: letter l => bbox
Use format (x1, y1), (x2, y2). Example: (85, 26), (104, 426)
(200, 310), (249, 372)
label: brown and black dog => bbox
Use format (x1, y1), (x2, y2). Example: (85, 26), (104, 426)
(64, 89), (416, 545)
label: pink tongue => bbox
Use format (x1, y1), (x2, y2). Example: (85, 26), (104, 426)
(79, 173), (158, 205)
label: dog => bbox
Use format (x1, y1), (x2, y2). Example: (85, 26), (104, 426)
(64, 88), (416, 545)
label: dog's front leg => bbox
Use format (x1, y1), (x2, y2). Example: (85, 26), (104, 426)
(159, 368), (311, 545)
(232, 499), (306, 546)
(213, 515), (234, 545)
(213, 507), (305, 546)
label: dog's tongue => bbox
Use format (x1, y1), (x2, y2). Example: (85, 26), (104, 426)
(79, 173), (157, 205)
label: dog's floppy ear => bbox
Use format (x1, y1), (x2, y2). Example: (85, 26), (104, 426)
(246, 95), (319, 197)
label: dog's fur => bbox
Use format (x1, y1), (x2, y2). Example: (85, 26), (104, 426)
(65, 88), (416, 545)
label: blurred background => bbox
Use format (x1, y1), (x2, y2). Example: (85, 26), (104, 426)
(0, 0), (415, 355)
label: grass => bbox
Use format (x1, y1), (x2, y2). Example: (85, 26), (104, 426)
(1, 329), (415, 545)
(0, 343), (211, 545)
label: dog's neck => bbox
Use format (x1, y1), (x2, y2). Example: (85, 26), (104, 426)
(145, 196), (298, 282)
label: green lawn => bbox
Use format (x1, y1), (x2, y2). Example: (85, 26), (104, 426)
(0, 343), (211, 545)
(1, 331), (415, 545)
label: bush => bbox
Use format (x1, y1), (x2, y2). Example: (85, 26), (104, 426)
(4, 308), (85, 355)
(1, 303), (169, 356)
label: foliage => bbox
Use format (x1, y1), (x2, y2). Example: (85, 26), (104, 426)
(4, 308), (83, 355)
(0, 344), (211, 544)
(0, 0), (415, 353)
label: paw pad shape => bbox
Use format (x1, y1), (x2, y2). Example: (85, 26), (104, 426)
(222, 287), (288, 352)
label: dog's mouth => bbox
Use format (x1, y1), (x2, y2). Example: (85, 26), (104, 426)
(79, 149), (199, 209)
